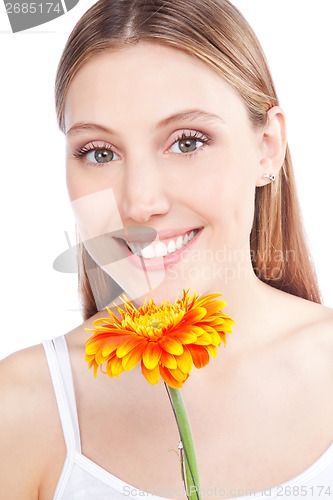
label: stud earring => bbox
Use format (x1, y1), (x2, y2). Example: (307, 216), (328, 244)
(263, 173), (276, 182)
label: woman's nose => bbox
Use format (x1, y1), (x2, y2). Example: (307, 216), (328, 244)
(120, 156), (170, 223)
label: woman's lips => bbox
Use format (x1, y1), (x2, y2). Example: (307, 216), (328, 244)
(114, 227), (203, 271)
(127, 228), (200, 258)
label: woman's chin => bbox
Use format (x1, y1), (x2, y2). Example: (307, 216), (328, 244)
(118, 279), (213, 307)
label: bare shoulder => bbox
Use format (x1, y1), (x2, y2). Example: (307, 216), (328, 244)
(0, 343), (50, 401)
(0, 343), (50, 423)
(290, 300), (333, 386)
(275, 290), (333, 349)
(267, 290), (333, 394)
(313, 303), (333, 370)
(0, 344), (65, 499)
(303, 301), (333, 351)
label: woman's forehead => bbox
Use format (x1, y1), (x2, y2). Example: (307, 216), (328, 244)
(64, 42), (247, 134)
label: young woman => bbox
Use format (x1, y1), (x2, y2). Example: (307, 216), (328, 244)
(1, 0), (333, 499)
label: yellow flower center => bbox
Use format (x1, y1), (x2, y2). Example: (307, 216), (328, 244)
(148, 320), (162, 329)
(122, 305), (185, 340)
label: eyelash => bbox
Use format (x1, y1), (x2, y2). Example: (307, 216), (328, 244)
(172, 131), (211, 157)
(72, 142), (115, 161)
(72, 130), (212, 166)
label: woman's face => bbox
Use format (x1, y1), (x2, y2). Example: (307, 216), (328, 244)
(65, 42), (266, 305)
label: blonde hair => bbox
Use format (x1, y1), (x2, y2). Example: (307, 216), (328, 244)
(55, 0), (321, 319)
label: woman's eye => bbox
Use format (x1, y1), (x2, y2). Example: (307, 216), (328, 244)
(86, 148), (119, 163)
(72, 143), (120, 165)
(169, 133), (209, 155)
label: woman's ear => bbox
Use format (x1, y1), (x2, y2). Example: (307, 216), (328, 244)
(256, 106), (287, 187)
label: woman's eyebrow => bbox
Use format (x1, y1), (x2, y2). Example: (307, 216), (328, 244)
(66, 109), (225, 137)
(156, 109), (225, 129)
(66, 122), (115, 137)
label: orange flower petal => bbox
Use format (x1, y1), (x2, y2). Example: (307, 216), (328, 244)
(110, 356), (124, 376)
(220, 319), (235, 332)
(160, 366), (184, 389)
(116, 336), (144, 358)
(193, 332), (215, 346)
(203, 301), (227, 315)
(95, 348), (110, 365)
(160, 351), (178, 369)
(85, 340), (104, 356)
(101, 343), (119, 357)
(86, 357), (99, 377)
(168, 367), (188, 383)
(175, 346), (193, 373)
(196, 294), (224, 307)
(141, 362), (161, 385)
(121, 341), (146, 371)
(187, 345), (210, 368)
(142, 342), (162, 370)
(160, 336), (184, 355)
(220, 332), (227, 346)
(85, 333), (123, 352)
(206, 344), (217, 358)
(171, 330), (198, 344)
(202, 327), (221, 346)
(182, 325), (207, 337)
(90, 318), (114, 326)
(183, 307), (207, 323)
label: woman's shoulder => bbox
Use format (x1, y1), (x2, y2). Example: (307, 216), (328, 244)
(285, 298), (333, 389)
(0, 344), (51, 450)
(298, 299), (333, 347)
(0, 343), (51, 396)
(273, 287), (333, 342)
(310, 302), (333, 363)
(0, 344), (65, 499)
(0, 343), (49, 406)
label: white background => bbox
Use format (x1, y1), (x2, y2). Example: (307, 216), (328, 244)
(0, 1), (332, 358)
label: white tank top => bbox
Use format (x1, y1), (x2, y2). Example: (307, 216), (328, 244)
(42, 336), (333, 499)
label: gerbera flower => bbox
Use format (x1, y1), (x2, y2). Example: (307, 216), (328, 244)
(85, 289), (234, 389)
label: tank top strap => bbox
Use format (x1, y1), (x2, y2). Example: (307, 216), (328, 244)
(42, 336), (82, 454)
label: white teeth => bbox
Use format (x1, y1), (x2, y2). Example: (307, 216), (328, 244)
(125, 229), (199, 259)
(167, 240), (176, 254)
(155, 242), (168, 257)
(141, 244), (155, 258)
(175, 236), (183, 249)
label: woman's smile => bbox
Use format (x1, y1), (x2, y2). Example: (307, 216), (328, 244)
(125, 228), (201, 259)
(116, 227), (203, 271)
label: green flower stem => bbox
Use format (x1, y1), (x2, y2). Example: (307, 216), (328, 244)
(165, 384), (201, 500)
